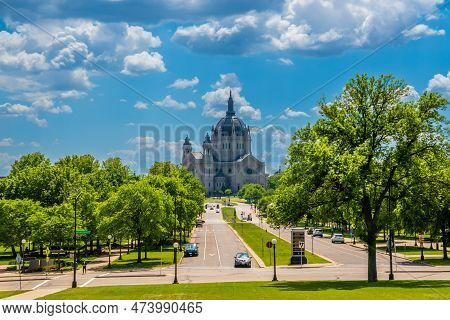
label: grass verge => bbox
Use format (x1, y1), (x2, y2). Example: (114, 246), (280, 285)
(40, 281), (450, 300)
(412, 258), (450, 266)
(380, 245), (443, 256)
(222, 208), (328, 265)
(108, 246), (178, 270)
(0, 290), (28, 299)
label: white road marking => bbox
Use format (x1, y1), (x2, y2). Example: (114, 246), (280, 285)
(32, 279), (49, 290)
(80, 278), (96, 287)
(203, 224), (207, 261)
(213, 227), (222, 267)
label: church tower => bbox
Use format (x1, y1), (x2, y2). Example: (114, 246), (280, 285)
(202, 133), (214, 193)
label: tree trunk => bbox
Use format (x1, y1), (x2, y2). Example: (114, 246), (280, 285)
(442, 226), (448, 260)
(90, 239), (93, 254)
(127, 239), (130, 254)
(362, 196), (378, 282)
(144, 240), (147, 260)
(119, 238), (122, 260)
(96, 238), (101, 254)
(11, 245), (16, 257)
(383, 228), (386, 241)
(137, 232), (142, 263)
(40, 245), (44, 257)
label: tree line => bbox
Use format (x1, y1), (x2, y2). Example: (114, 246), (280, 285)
(258, 74), (448, 282)
(0, 154), (205, 262)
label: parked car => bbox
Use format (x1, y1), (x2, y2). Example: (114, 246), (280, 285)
(331, 233), (345, 244)
(234, 252), (252, 268)
(307, 227), (314, 235)
(313, 229), (323, 237)
(246, 215), (252, 221)
(216, 209), (220, 214)
(184, 243), (199, 257)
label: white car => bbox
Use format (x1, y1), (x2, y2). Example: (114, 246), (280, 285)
(313, 229), (323, 237)
(331, 233), (345, 243)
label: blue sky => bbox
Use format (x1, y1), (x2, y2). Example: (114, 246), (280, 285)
(0, 0), (449, 175)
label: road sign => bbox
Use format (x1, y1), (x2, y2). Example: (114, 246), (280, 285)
(76, 230), (91, 235)
(266, 241), (273, 248)
(45, 247), (50, 262)
(299, 241), (305, 249)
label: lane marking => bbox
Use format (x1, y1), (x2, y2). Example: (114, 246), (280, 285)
(213, 226), (222, 267)
(32, 279), (49, 290)
(203, 224), (207, 261)
(80, 278), (96, 287)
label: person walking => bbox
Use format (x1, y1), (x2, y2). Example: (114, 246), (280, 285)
(82, 260), (87, 274)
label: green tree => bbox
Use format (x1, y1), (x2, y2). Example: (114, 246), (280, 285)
(237, 184), (266, 204)
(272, 74), (448, 282)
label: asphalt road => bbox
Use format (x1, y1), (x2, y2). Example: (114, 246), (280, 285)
(181, 204), (256, 269)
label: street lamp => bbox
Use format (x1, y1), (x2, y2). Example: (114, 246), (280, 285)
(271, 238), (277, 281)
(107, 235), (112, 268)
(173, 242), (179, 284)
(72, 192), (82, 289)
(20, 238), (26, 257)
(388, 184), (394, 281)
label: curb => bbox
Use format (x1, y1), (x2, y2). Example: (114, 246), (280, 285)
(225, 223), (266, 268)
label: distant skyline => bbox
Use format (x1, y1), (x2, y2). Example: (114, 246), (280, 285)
(1, 0), (449, 175)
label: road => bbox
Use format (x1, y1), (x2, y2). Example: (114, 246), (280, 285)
(180, 204), (257, 269)
(1, 202), (449, 299)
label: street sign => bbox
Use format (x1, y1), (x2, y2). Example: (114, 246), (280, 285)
(299, 241), (305, 249)
(76, 230), (91, 235)
(266, 241), (273, 249)
(45, 247), (50, 262)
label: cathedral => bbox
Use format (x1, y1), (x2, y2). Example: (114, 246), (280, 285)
(182, 91), (267, 195)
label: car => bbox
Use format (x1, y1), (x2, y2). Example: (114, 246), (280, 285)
(184, 243), (199, 257)
(307, 227), (314, 235)
(246, 215), (252, 221)
(331, 233), (345, 243)
(234, 252), (252, 267)
(196, 222), (203, 228)
(216, 209), (220, 214)
(313, 229), (323, 237)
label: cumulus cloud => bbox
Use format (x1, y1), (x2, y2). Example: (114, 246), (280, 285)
(134, 101), (148, 110)
(122, 51), (166, 75)
(154, 95), (196, 110)
(168, 76), (199, 89)
(202, 73), (261, 120)
(0, 19), (164, 126)
(402, 24), (445, 40)
(0, 152), (17, 175)
(172, 0), (445, 55)
(279, 107), (309, 119)
(401, 85), (420, 102)
(427, 71), (450, 98)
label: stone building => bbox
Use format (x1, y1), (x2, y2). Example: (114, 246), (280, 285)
(182, 91), (267, 195)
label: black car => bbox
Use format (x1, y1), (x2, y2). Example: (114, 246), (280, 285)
(184, 243), (199, 257)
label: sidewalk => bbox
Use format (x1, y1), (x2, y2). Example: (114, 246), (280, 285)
(3, 288), (65, 300)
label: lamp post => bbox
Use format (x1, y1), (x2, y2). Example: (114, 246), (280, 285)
(388, 184), (394, 280)
(271, 238), (277, 281)
(19, 239), (26, 290)
(173, 242), (179, 284)
(72, 192), (82, 289)
(107, 235), (112, 268)
(419, 234), (425, 261)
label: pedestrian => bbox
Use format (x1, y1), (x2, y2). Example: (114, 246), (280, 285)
(82, 260), (87, 274)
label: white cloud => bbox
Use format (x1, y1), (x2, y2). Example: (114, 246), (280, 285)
(0, 138), (13, 147)
(134, 101), (148, 110)
(168, 76), (199, 89)
(121, 51), (166, 75)
(202, 73), (261, 120)
(401, 85), (420, 102)
(172, 0), (445, 55)
(402, 24), (445, 40)
(278, 57), (293, 65)
(154, 95), (196, 110)
(280, 107), (309, 119)
(427, 71), (450, 98)
(0, 102), (48, 127)
(30, 141), (40, 147)
(0, 152), (17, 174)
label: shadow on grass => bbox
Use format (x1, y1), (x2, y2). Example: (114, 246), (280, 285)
(265, 280), (450, 292)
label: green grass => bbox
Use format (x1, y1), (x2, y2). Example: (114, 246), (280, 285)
(391, 245), (443, 256)
(412, 257), (450, 266)
(223, 210), (328, 265)
(0, 255), (15, 265)
(222, 207), (236, 222)
(108, 246), (178, 270)
(40, 281), (450, 300)
(0, 290), (28, 299)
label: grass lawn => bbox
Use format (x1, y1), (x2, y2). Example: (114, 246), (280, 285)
(392, 245), (443, 256)
(0, 290), (28, 299)
(222, 207), (235, 222)
(40, 281), (450, 300)
(222, 208), (328, 265)
(412, 257), (450, 266)
(0, 255), (15, 266)
(108, 246), (178, 270)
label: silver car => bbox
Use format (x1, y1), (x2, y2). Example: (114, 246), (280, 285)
(234, 252), (252, 268)
(313, 229), (323, 237)
(331, 233), (345, 243)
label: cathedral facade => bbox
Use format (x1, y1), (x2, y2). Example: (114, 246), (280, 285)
(182, 91), (267, 195)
